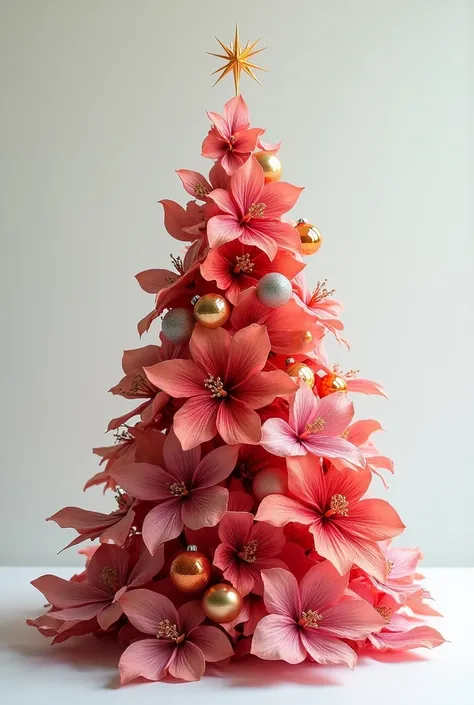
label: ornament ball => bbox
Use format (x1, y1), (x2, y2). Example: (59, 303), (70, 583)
(253, 151), (282, 183)
(161, 308), (195, 344)
(256, 272), (292, 308)
(253, 467), (288, 501)
(295, 219), (323, 256)
(317, 373), (348, 397)
(202, 583), (242, 623)
(285, 359), (315, 389)
(193, 293), (231, 329)
(169, 545), (212, 593)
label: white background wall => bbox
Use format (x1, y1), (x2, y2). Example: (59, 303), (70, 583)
(1, 0), (472, 566)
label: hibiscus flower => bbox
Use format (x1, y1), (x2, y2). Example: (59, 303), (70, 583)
(201, 241), (304, 305)
(31, 543), (164, 630)
(206, 156), (303, 260)
(251, 561), (385, 667)
(363, 540), (425, 604)
(292, 273), (346, 343)
(144, 324), (297, 450)
(118, 589), (233, 683)
(213, 511), (286, 596)
(201, 95), (264, 175)
(331, 419), (395, 487)
(110, 429), (239, 555)
(255, 456), (405, 581)
(261, 383), (365, 467)
(176, 162), (230, 202)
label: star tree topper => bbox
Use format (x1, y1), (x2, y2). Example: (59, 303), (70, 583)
(208, 25), (267, 96)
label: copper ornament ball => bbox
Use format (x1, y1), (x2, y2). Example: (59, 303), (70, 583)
(169, 546), (212, 593)
(202, 583), (242, 623)
(285, 359), (315, 389)
(317, 373), (348, 397)
(193, 293), (231, 329)
(295, 219), (323, 256)
(253, 151), (282, 183)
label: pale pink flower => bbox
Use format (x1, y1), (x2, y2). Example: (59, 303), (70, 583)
(251, 562), (385, 667)
(201, 95), (264, 175)
(31, 543), (164, 630)
(206, 156), (303, 260)
(144, 324), (297, 450)
(255, 456), (405, 581)
(110, 430), (239, 555)
(261, 383), (365, 467)
(293, 272), (346, 343)
(119, 589), (233, 682)
(213, 511), (286, 596)
(366, 541), (425, 603)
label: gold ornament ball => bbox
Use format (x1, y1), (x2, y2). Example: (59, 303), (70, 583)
(169, 546), (212, 593)
(317, 373), (348, 397)
(285, 359), (315, 389)
(193, 293), (231, 329)
(254, 151), (282, 183)
(202, 583), (242, 623)
(295, 219), (323, 256)
(301, 330), (313, 345)
(253, 467), (288, 501)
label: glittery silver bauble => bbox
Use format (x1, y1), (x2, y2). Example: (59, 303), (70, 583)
(255, 273), (292, 308)
(161, 308), (195, 344)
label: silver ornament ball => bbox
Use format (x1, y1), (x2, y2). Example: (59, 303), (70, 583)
(255, 273), (292, 308)
(161, 308), (195, 344)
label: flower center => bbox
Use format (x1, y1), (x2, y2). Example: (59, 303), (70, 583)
(298, 609), (323, 628)
(169, 481), (189, 497)
(375, 606), (393, 623)
(204, 375), (228, 398)
(308, 279), (336, 307)
(156, 619), (185, 643)
(194, 182), (209, 199)
(239, 539), (258, 563)
(324, 494), (349, 518)
(233, 253), (255, 274)
(304, 417), (325, 434)
(124, 372), (151, 397)
(247, 202), (266, 219)
(114, 486), (129, 510)
(100, 567), (118, 590)
(386, 559), (394, 575)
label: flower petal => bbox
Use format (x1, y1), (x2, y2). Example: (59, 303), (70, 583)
(189, 324), (231, 379)
(321, 598), (385, 639)
(299, 560), (349, 613)
(142, 500), (184, 554)
(168, 640), (205, 681)
(30, 574), (106, 609)
(261, 567), (301, 620)
(261, 181), (303, 218)
(216, 398), (262, 445)
(301, 436), (365, 468)
(178, 600), (205, 634)
(119, 588), (179, 635)
(233, 370), (297, 409)
(119, 639), (175, 684)
(182, 486), (228, 530)
(226, 324), (270, 386)
(250, 521), (285, 559)
(162, 429), (200, 485)
(231, 157), (264, 215)
(176, 169), (211, 200)
(255, 495), (315, 528)
(289, 384), (320, 435)
(145, 359), (204, 398)
(342, 498), (405, 542)
(207, 214), (243, 249)
(251, 614), (305, 664)
(189, 625), (234, 662)
(300, 628), (357, 669)
(110, 462), (176, 501)
(172, 397), (219, 450)
(217, 511), (253, 546)
(261, 418), (305, 457)
(192, 444), (239, 489)
(86, 543), (130, 593)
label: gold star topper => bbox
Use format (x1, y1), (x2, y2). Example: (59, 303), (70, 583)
(208, 25), (267, 96)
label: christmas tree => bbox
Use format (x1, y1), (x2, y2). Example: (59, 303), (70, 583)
(28, 28), (444, 684)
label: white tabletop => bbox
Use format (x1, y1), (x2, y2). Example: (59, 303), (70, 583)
(0, 566), (471, 704)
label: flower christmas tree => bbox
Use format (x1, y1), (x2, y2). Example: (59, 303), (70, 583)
(29, 28), (444, 684)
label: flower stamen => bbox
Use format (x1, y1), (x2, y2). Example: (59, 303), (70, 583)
(194, 183), (209, 198)
(386, 559), (394, 575)
(304, 417), (325, 434)
(233, 253), (255, 274)
(298, 609), (323, 628)
(156, 619), (184, 642)
(375, 606), (393, 623)
(324, 493), (349, 518)
(239, 539), (258, 563)
(309, 279), (336, 307)
(100, 567), (118, 590)
(247, 202), (266, 219)
(169, 481), (189, 497)
(204, 375), (228, 398)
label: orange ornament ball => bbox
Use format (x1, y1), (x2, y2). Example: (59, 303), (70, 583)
(295, 219), (323, 256)
(169, 546), (212, 593)
(254, 151), (282, 183)
(193, 293), (231, 329)
(317, 373), (348, 398)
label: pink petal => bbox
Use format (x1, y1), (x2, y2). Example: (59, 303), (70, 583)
(322, 463), (372, 504)
(221, 150), (246, 175)
(249, 521), (285, 558)
(31, 574), (106, 609)
(176, 169), (211, 200)
(168, 640), (205, 681)
(223, 95), (249, 131)
(301, 436), (366, 468)
(233, 127), (262, 153)
(321, 598), (385, 639)
(135, 268), (177, 294)
(192, 444), (239, 489)
(216, 398), (262, 445)
(189, 625), (234, 661)
(47, 506), (118, 533)
(181, 486), (228, 530)
(218, 511), (253, 546)
(177, 600), (205, 634)
(226, 324), (270, 386)
(289, 384), (320, 435)
(49, 602), (106, 622)
(110, 462), (176, 501)
(369, 625), (445, 651)
(311, 392), (356, 436)
(347, 419), (383, 445)
(233, 370), (297, 409)
(287, 455), (324, 507)
(206, 187), (235, 215)
(159, 199), (200, 242)
(86, 543), (129, 593)
(255, 495), (315, 528)
(163, 429), (200, 484)
(142, 499), (184, 554)
(119, 638), (175, 684)
(299, 560), (348, 613)
(200, 246), (233, 289)
(207, 214), (243, 249)
(251, 614), (305, 664)
(189, 324), (231, 380)
(262, 180), (303, 218)
(347, 378), (388, 398)
(261, 418), (305, 457)
(202, 129), (226, 159)
(173, 396), (219, 450)
(128, 543), (165, 587)
(343, 499), (405, 542)
(145, 359), (205, 398)
(261, 567), (301, 620)
(119, 588), (179, 635)
(97, 601), (124, 630)
(231, 157), (264, 214)
(240, 221), (278, 260)
(300, 628), (357, 669)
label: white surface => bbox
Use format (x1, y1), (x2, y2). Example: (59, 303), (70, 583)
(0, 0), (473, 566)
(0, 566), (471, 704)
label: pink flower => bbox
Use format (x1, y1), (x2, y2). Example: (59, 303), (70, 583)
(293, 273), (346, 343)
(255, 456), (405, 581)
(144, 324), (297, 450)
(31, 543), (164, 630)
(207, 157), (303, 260)
(201, 241), (304, 305)
(331, 419), (395, 486)
(201, 95), (264, 175)
(118, 589), (233, 682)
(27, 613), (98, 644)
(261, 383), (365, 467)
(159, 199), (204, 242)
(110, 430), (239, 555)
(213, 511), (286, 596)
(231, 289), (322, 355)
(251, 561), (385, 667)
(365, 541), (425, 604)
(175, 161), (231, 203)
